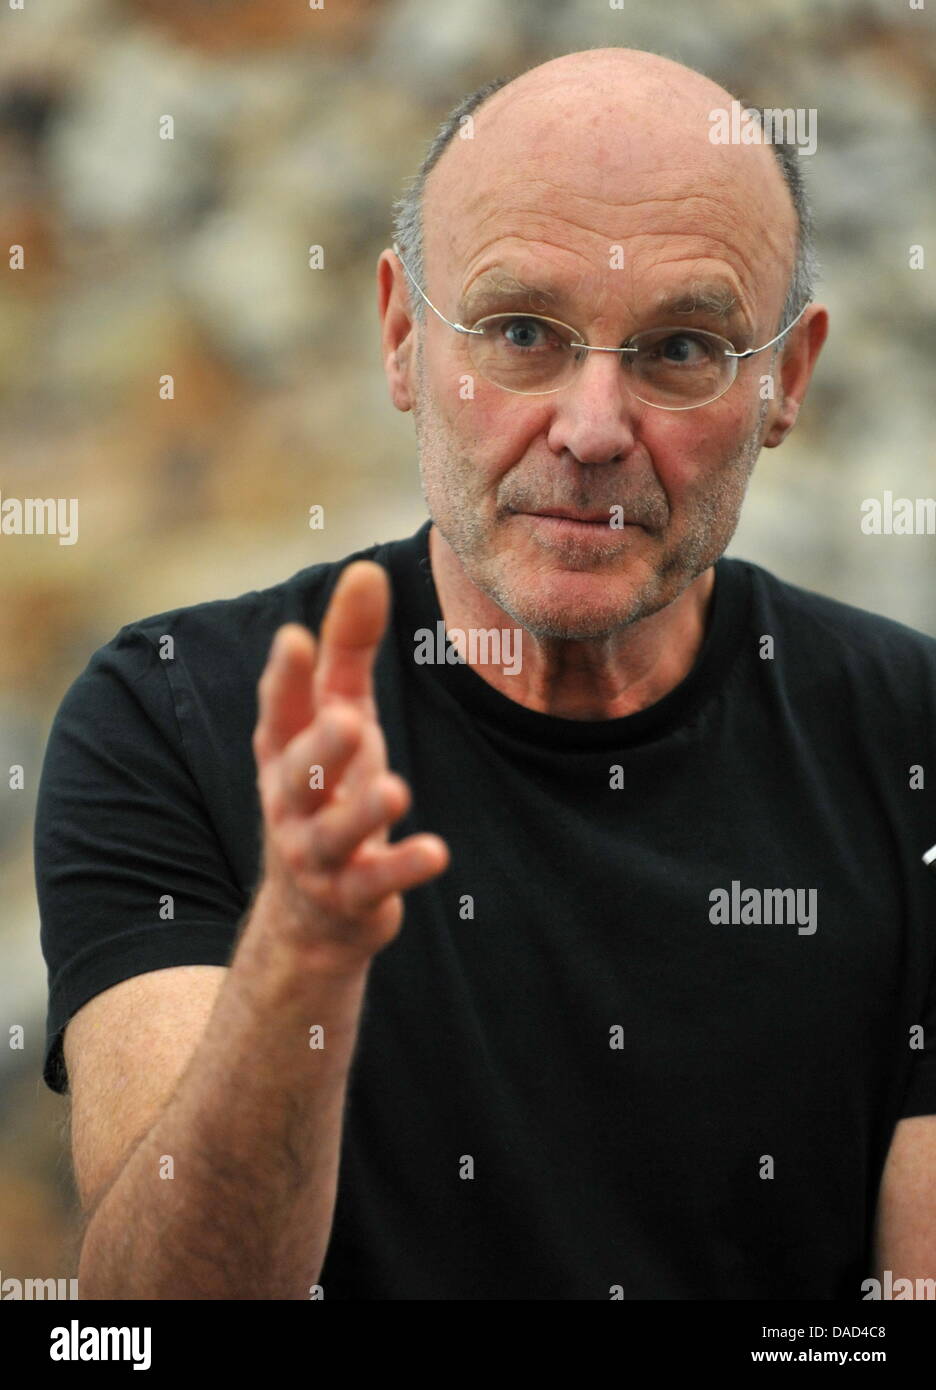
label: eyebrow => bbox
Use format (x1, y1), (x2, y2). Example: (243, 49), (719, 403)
(652, 285), (740, 320)
(460, 271), (558, 321)
(459, 270), (741, 326)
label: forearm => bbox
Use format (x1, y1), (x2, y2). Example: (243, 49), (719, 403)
(78, 894), (369, 1300)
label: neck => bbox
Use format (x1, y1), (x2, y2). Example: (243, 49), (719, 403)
(427, 524), (716, 721)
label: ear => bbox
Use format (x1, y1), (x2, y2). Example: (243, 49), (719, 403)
(762, 305), (829, 448)
(378, 249), (417, 413)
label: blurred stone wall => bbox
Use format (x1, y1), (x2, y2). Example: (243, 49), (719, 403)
(0, 0), (933, 1285)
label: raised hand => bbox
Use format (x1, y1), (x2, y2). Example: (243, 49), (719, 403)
(251, 560), (449, 974)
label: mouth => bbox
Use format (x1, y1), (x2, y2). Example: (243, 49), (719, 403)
(514, 508), (640, 538)
(527, 508), (612, 524)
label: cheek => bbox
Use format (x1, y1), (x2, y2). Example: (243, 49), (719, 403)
(450, 388), (549, 471)
(641, 417), (710, 495)
(644, 397), (754, 490)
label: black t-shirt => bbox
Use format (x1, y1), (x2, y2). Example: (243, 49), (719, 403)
(35, 519), (936, 1299)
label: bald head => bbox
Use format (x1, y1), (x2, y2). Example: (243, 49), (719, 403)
(431, 51), (795, 343)
(392, 47), (812, 342)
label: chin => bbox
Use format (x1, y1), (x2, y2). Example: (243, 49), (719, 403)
(499, 577), (653, 641)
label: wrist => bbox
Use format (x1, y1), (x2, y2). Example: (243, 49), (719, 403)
(239, 878), (375, 991)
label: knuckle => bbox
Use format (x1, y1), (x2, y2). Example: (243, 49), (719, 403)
(261, 782), (289, 829)
(343, 863), (385, 915)
(280, 832), (308, 877)
(309, 820), (337, 866)
(384, 771), (409, 805)
(318, 701), (361, 741)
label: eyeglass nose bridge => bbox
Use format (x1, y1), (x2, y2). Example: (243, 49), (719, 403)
(569, 340), (638, 354)
(581, 344), (649, 398)
(561, 338), (644, 390)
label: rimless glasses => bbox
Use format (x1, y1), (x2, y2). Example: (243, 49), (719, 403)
(392, 243), (810, 411)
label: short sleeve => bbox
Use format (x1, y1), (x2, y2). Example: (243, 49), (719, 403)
(35, 626), (248, 1095)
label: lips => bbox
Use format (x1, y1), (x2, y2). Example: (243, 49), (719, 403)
(526, 509), (611, 523)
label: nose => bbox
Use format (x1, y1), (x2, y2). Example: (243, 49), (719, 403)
(544, 346), (644, 464)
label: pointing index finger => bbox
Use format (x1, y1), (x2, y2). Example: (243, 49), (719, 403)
(314, 560), (391, 708)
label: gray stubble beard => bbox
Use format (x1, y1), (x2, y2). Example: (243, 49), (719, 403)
(411, 339), (771, 641)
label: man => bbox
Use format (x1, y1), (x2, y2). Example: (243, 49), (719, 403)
(36, 48), (936, 1300)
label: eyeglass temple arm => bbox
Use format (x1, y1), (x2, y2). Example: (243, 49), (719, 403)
(726, 299), (812, 358)
(392, 243), (484, 336)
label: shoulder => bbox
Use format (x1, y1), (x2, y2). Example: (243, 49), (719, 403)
(721, 556), (936, 748)
(128, 538), (385, 656)
(727, 555), (936, 674)
(78, 533), (407, 698)
(41, 530), (424, 769)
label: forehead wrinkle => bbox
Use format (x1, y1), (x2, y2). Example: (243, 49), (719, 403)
(459, 267), (743, 327)
(446, 195), (767, 327)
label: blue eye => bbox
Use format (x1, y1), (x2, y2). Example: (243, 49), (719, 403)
(647, 333), (719, 365)
(662, 336), (694, 361)
(501, 317), (558, 350)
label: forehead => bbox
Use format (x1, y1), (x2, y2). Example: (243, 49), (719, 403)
(458, 259), (743, 326)
(424, 77), (794, 315)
